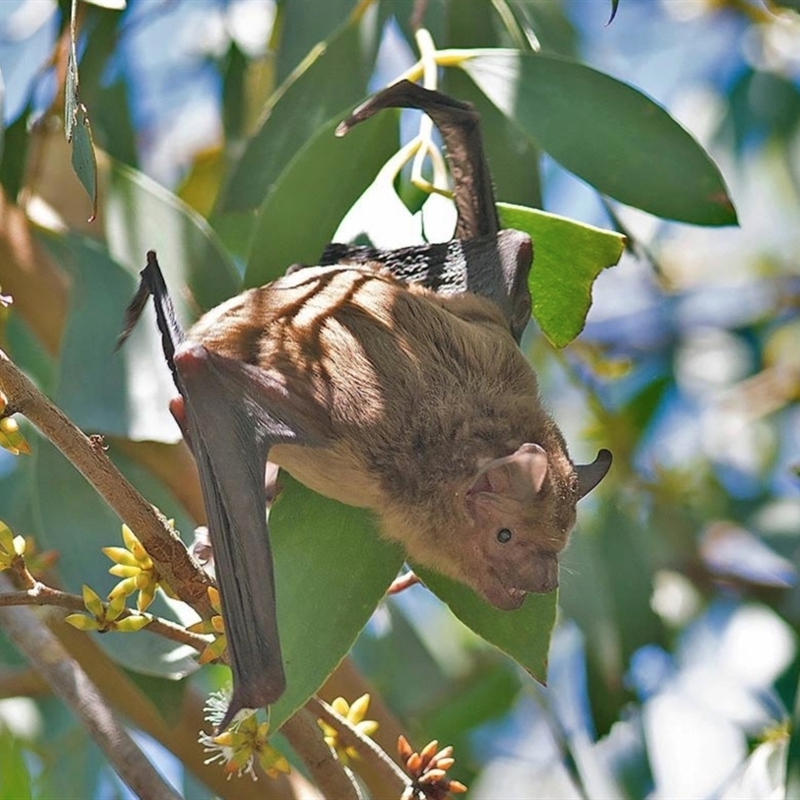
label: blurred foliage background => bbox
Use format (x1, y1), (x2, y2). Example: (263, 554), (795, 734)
(0, 0), (799, 798)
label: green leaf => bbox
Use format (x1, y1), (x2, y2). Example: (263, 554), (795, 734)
(69, 104), (99, 221)
(217, 15), (381, 214)
(36, 230), (175, 441)
(104, 161), (240, 312)
(45, 163), (238, 440)
(244, 109), (399, 287)
(460, 50), (737, 225)
(498, 203), (624, 347)
(0, 728), (32, 800)
(274, 0), (360, 84)
(559, 500), (665, 732)
(0, 107), (30, 199)
(415, 566), (556, 684)
(65, 4), (98, 220)
(267, 475), (403, 729)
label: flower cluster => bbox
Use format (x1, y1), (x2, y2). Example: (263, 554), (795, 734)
(104, 524), (176, 611)
(318, 693), (378, 765)
(199, 691), (290, 781)
(65, 584), (150, 633)
(398, 736), (466, 800)
(187, 586), (227, 664)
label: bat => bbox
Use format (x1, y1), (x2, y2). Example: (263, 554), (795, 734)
(118, 81), (611, 730)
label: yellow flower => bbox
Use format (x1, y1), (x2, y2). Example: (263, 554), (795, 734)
(319, 693), (378, 765)
(0, 394), (29, 457)
(0, 521), (25, 570)
(199, 708), (290, 781)
(187, 586), (227, 664)
(104, 524), (176, 611)
(65, 584), (150, 633)
(0, 416), (30, 456)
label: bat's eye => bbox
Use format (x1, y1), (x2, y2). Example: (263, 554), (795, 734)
(496, 528), (512, 544)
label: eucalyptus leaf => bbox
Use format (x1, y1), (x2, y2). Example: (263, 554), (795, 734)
(218, 14), (381, 214)
(275, 0), (360, 84)
(460, 50), (737, 225)
(0, 728), (32, 800)
(266, 476), (403, 729)
(416, 566), (555, 684)
(104, 161), (240, 312)
(244, 109), (399, 286)
(498, 203), (625, 346)
(69, 104), (98, 220)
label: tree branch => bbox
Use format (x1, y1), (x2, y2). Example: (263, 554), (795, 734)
(0, 573), (182, 800)
(282, 707), (363, 800)
(0, 584), (208, 651)
(0, 348), (214, 618)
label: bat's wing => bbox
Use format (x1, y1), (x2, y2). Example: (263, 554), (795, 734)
(334, 80), (533, 342)
(119, 253), (326, 730)
(320, 232), (531, 339)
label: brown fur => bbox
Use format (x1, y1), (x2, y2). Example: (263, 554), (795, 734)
(188, 264), (579, 608)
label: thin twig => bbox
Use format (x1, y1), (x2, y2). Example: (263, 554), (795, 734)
(0, 573), (183, 800)
(0, 585), (208, 651)
(281, 707), (363, 800)
(308, 696), (409, 795)
(0, 348), (214, 618)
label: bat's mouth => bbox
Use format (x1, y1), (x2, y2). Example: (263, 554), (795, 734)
(504, 585), (528, 608)
(488, 561), (559, 610)
(482, 574), (528, 610)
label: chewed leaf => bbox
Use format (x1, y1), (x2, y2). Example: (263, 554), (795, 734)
(498, 204), (625, 347)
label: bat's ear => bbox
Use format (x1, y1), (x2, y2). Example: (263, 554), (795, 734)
(472, 443), (549, 498)
(575, 449), (613, 499)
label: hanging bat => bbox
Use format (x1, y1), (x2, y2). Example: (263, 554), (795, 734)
(118, 80), (611, 730)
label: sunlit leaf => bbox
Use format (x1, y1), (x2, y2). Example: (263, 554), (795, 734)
(498, 203), (625, 346)
(217, 14), (381, 214)
(0, 728), (33, 800)
(244, 109), (398, 286)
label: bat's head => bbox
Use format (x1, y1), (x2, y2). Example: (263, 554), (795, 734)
(462, 444), (611, 609)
